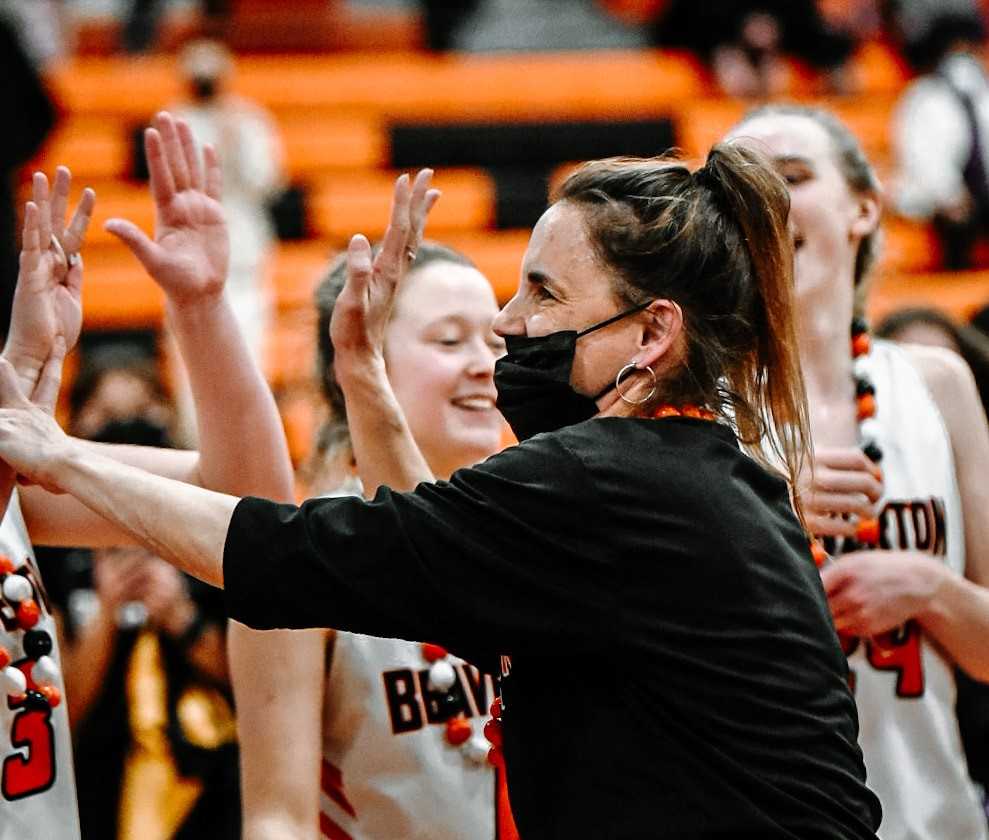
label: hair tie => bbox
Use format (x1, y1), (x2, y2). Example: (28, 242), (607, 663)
(693, 164), (721, 194)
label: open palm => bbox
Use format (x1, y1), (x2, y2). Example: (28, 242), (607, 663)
(106, 112), (229, 306)
(7, 168), (95, 377)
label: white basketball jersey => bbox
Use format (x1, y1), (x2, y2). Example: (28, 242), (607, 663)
(0, 491), (79, 840)
(318, 478), (499, 840)
(840, 340), (986, 840)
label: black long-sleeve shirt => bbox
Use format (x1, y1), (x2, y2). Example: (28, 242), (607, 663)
(224, 417), (881, 839)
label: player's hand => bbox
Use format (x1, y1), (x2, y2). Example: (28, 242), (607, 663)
(4, 168), (94, 398)
(821, 550), (944, 635)
(331, 170), (440, 377)
(105, 111), (229, 309)
(0, 348), (74, 494)
(799, 447), (883, 539)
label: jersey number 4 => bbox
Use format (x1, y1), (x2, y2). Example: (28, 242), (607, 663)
(841, 619), (925, 698)
(2, 703), (56, 800)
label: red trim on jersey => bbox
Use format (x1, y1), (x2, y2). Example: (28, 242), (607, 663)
(319, 811), (355, 840)
(321, 759), (357, 818)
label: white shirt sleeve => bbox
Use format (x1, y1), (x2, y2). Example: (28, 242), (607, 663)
(892, 78), (971, 218)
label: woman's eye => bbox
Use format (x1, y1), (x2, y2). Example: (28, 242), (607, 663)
(782, 171), (808, 186)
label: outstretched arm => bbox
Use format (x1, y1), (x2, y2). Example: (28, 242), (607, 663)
(331, 171), (440, 495)
(21, 112), (293, 547)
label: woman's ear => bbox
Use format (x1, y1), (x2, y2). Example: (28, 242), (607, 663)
(850, 189), (881, 242)
(635, 300), (684, 372)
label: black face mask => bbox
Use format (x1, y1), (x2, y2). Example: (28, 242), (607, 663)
(191, 77), (218, 101)
(494, 303), (649, 442)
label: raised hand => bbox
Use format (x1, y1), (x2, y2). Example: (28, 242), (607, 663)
(105, 111), (229, 308)
(4, 168), (94, 396)
(0, 349), (73, 494)
(331, 170), (440, 371)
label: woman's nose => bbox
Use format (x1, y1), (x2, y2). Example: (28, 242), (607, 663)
(493, 296), (526, 337)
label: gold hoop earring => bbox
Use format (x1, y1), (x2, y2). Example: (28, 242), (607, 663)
(615, 363), (657, 406)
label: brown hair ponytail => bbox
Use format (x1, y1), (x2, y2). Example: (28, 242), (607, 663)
(557, 144), (811, 519)
(699, 144), (810, 513)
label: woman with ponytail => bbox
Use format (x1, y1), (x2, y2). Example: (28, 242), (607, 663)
(729, 105), (989, 840)
(0, 158), (881, 838)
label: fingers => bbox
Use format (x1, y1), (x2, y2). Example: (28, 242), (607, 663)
(176, 118), (205, 192)
(51, 167), (71, 239)
(807, 489), (875, 519)
(203, 143), (223, 201)
(408, 169), (436, 256)
(378, 173), (413, 270)
(21, 201), (41, 258)
(62, 187), (96, 255)
(814, 465), (883, 504)
(32, 172), (53, 246)
(803, 513), (859, 539)
(816, 447), (883, 480)
(104, 219), (160, 273)
(145, 127), (176, 206)
(346, 234), (374, 299)
(155, 112), (192, 192)
(31, 335), (66, 415)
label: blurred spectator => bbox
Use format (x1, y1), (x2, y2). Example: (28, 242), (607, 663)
(972, 302), (989, 337)
(170, 39), (282, 361)
(651, 0), (862, 96)
(0, 0), (67, 67)
(123, 0), (231, 53)
(421, 0), (648, 52)
(876, 306), (989, 419)
(35, 342), (239, 840)
(890, 12), (989, 268)
(0, 12), (57, 344)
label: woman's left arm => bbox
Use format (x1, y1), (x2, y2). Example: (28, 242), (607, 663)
(908, 344), (989, 680)
(825, 346), (989, 681)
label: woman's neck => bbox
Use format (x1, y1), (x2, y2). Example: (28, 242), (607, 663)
(796, 289), (859, 444)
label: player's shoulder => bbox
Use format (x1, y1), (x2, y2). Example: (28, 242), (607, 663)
(899, 342), (975, 406)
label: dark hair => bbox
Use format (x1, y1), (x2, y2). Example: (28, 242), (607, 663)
(736, 103), (882, 314)
(876, 306), (989, 422)
(313, 241), (476, 459)
(556, 144), (810, 510)
(903, 12), (986, 73)
(70, 342), (165, 418)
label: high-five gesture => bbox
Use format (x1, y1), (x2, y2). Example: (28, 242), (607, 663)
(105, 111), (229, 308)
(4, 167), (94, 399)
(331, 169), (440, 369)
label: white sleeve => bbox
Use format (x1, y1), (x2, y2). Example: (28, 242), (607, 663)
(892, 79), (971, 218)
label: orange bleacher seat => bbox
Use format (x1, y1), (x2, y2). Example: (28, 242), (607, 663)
(870, 270), (989, 323)
(308, 169), (496, 240)
(278, 111), (388, 175)
(443, 230), (530, 303)
(880, 218), (941, 274)
(269, 240), (336, 313)
(33, 118), (131, 181)
(50, 51), (708, 124)
(82, 247), (165, 329)
(84, 183), (156, 247)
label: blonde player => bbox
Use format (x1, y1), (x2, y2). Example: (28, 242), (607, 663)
(730, 105), (989, 840)
(232, 242), (514, 840)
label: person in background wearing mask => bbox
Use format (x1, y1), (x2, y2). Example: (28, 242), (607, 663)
(171, 39), (282, 365)
(891, 12), (989, 269)
(36, 344), (238, 839)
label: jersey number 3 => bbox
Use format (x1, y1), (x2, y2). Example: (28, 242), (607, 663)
(2, 703), (55, 800)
